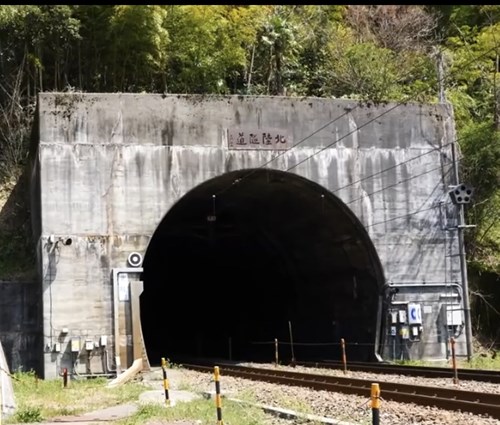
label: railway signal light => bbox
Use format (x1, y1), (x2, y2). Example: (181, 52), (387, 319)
(448, 183), (474, 205)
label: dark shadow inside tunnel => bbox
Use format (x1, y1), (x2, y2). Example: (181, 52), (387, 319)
(141, 169), (385, 365)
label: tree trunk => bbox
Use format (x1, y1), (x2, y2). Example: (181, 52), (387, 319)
(495, 52), (499, 131)
(436, 49), (446, 104)
(276, 52), (283, 96)
(247, 44), (255, 94)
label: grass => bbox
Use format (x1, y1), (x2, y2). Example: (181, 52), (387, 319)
(118, 398), (287, 425)
(7, 370), (311, 425)
(7, 371), (149, 423)
(459, 354), (500, 370)
(394, 352), (500, 370)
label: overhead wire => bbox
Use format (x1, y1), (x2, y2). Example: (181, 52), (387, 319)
(284, 45), (496, 174)
(213, 45), (496, 198)
(214, 107), (353, 197)
(345, 163), (445, 206)
(331, 141), (454, 195)
(358, 153), (458, 230)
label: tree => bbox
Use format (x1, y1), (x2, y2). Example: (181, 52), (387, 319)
(164, 6), (266, 94)
(322, 7), (437, 102)
(108, 6), (169, 92)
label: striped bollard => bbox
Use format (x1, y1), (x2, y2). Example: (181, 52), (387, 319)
(371, 383), (380, 425)
(161, 357), (170, 406)
(214, 366), (223, 425)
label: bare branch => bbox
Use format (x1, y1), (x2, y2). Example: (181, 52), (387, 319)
(345, 5), (438, 53)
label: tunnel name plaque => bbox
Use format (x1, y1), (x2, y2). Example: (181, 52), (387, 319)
(227, 128), (292, 150)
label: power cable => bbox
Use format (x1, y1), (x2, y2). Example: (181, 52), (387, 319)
(360, 156), (456, 230)
(213, 45), (497, 197)
(284, 46), (496, 173)
(332, 141), (454, 195)
(365, 204), (436, 229)
(345, 163), (445, 206)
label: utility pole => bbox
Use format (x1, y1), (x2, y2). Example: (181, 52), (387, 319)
(451, 142), (473, 361)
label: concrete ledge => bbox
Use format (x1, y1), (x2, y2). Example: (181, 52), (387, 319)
(202, 391), (358, 425)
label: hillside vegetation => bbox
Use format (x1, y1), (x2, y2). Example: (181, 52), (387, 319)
(0, 5), (498, 339)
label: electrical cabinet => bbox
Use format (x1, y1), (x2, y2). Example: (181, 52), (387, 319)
(71, 338), (80, 352)
(398, 310), (407, 323)
(445, 304), (463, 326)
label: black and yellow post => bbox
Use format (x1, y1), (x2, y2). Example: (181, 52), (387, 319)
(214, 366), (223, 425)
(161, 357), (170, 406)
(371, 383), (380, 425)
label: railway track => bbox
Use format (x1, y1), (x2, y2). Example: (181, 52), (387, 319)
(295, 359), (500, 383)
(182, 362), (500, 420)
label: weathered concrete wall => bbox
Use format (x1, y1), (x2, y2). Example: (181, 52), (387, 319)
(0, 281), (41, 372)
(34, 93), (463, 377)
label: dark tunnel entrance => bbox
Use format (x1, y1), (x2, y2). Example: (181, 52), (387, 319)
(141, 169), (385, 365)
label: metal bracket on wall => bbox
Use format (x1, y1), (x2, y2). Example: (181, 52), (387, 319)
(111, 267), (143, 375)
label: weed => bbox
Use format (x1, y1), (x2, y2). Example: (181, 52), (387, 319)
(14, 406), (43, 423)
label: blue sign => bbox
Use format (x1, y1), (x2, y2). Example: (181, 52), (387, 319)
(408, 303), (422, 324)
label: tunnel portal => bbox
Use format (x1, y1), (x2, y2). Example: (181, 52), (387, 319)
(141, 168), (385, 364)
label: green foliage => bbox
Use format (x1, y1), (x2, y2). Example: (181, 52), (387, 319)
(395, 354), (500, 370)
(460, 122), (500, 200)
(108, 6), (169, 91)
(325, 39), (436, 102)
(14, 406), (43, 423)
(165, 5), (267, 94)
(461, 351), (500, 370)
(9, 371), (148, 423)
(460, 122), (500, 246)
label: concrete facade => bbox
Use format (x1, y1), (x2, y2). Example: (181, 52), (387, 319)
(30, 93), (465, 378)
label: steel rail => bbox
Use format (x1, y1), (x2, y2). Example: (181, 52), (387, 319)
(296, 360), (500, 384)
(182, 362), (500, 420)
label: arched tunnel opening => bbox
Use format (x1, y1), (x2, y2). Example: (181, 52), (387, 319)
(141, 169), (385, 365)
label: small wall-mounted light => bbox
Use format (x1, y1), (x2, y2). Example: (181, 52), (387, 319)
(47, 236), (72, 246)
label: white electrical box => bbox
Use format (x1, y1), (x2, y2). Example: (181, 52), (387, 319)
(100, 335), (107, 347)
(71, 338), (80, 352)
(411, 326), (419, 337)
(407, 303), (422, 325)
(400, 325), (410, 339)
(85, 339), (94, 351)
(61, 327), (69, 335)
(53, 342), (61, 352)
(398, 310), (407, 323)
(445, 305), (463, 326)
